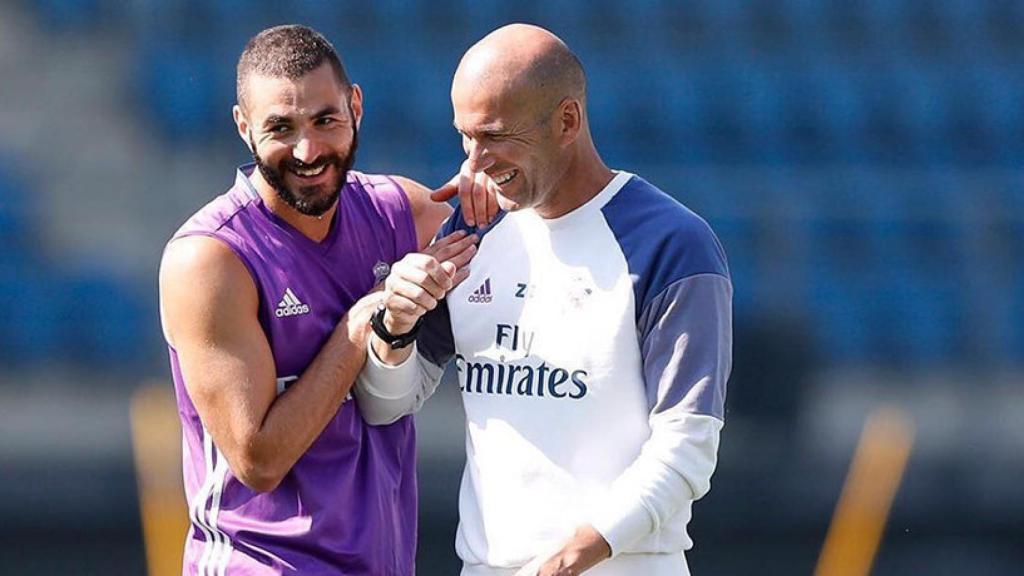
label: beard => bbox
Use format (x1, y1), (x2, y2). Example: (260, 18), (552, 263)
(249, 127), (359, 217)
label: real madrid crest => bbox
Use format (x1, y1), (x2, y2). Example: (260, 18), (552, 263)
(372, 261), (391, 283)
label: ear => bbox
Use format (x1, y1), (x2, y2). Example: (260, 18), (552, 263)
(349, 84), (364, 130)
(232, 105), (252, 149)
(556, 97), (582, 146)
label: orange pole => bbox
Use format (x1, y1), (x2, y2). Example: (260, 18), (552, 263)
(130, 382), (189, 576)
(815, 406), (914, 576)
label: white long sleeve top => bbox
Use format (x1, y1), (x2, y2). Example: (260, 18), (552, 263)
(357, 171), (732, 573)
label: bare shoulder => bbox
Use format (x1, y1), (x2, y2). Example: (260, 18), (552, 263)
(391, 175), (452, 249)
(159, 236), (258, 346)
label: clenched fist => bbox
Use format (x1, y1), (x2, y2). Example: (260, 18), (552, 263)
(381, 230), (479, 334)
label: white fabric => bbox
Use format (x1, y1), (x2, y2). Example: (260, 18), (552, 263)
(355, 340), (443, 425)
(357, 170), (731, 571)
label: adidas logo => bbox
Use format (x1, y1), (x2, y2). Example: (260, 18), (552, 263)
(468, 278), (493, 304)
(276, 288), (311, 317)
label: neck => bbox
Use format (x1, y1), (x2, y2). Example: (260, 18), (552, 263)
(534, 138), (614, 220)
(250, 169), (337, 243)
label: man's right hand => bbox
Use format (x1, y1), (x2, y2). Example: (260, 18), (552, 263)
(382, 230), (478, 334)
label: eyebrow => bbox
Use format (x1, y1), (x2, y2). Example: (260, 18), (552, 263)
(453, 121), (508, 137)
(263, 106), (344, 127)
(311, 105), (342, 119)
(263, 114), (291, 127)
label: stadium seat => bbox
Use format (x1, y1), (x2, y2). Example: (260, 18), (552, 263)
(878, 269), (964, 365)
(61, 273), (148, 365)
(138, 40), (220, 141)
(32, 0), (102, 31)
(805, 274), (873, 363)
(0, 269), (62, 365)
(966, 65), (1024, 165)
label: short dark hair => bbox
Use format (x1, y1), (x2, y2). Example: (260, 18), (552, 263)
(236, 25), (351, 111)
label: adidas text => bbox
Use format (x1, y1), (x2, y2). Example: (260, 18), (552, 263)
(276, 304), (310, 317)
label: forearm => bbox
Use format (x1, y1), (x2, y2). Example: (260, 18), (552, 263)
(243, 315), (370, 489)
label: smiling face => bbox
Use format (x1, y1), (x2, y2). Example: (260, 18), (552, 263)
(452, 78), (569, 214)
(233, 62), (362, 217)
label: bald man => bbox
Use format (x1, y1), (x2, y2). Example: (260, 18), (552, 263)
(356, 24), (732, 576)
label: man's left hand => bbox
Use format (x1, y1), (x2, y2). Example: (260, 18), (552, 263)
(515, 525), (612, 576)
(431, 160), (501, 227)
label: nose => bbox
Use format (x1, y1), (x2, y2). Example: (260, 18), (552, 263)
(292, 131), (323, 164)
(464, 138), (494, 173)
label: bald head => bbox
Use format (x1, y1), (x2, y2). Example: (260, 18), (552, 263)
(454, 24), (586, 118)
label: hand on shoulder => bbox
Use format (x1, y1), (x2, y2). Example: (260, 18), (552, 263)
(429, 159), (501, 228)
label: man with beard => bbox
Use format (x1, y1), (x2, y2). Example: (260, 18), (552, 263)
(159, 25), (476, 575)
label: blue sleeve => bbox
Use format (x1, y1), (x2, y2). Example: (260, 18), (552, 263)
(590, 177), (733, 553)
(638, 275), (732, 421)
(600, 175), (732, 419)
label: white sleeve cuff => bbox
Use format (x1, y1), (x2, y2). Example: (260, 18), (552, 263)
(589, 491), (654, 557)
(589, 415), (722, 555)
(360, 338), (419, 400)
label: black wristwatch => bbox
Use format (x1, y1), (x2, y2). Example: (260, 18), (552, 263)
(370, 305), (423, 349)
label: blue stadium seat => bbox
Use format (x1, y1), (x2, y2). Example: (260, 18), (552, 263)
(806, 274), (874, 364)
(876, 269), (964, 365)
(966, 65), (1024, 165)
(775, 0), (829, 41)
(993, 180), (1024, 284)
(585, 54), (692, 164)
(699, 0), (747, 31)
(889, 66), (942, 163)
(736, 65), (789, 164)
(0, 164), (36, 272)
(60, 273), (148, 365)
(859, 0), (909, 38)
(805, 64), (869, 164)
(691, 67), (757, 164)
(1010, 281), (1024, 362)
(347, 47), (433, 170)
(856, 71), (921, 165)
(32, 0), (102, 31)
(0, 269), (62, 365)
(138, 40), (220, 141)
(934, 0), (987, 49)
(982, 2), (1024, 57)
(448, 0), (526, 35)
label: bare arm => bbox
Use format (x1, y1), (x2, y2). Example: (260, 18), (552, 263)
(159, 236), (380, 492)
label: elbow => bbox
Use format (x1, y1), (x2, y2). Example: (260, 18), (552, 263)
(237, 469), (283, 493)
(230, 450), (286, 493)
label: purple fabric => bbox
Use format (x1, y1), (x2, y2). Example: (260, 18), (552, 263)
(167, 164), (419, 575)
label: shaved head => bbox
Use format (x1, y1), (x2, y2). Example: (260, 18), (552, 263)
(454, 24), (586, 119)
(452, 24), (607, 219)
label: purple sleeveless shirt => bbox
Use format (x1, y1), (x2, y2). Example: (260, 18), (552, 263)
(167, 165), (419, 575)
